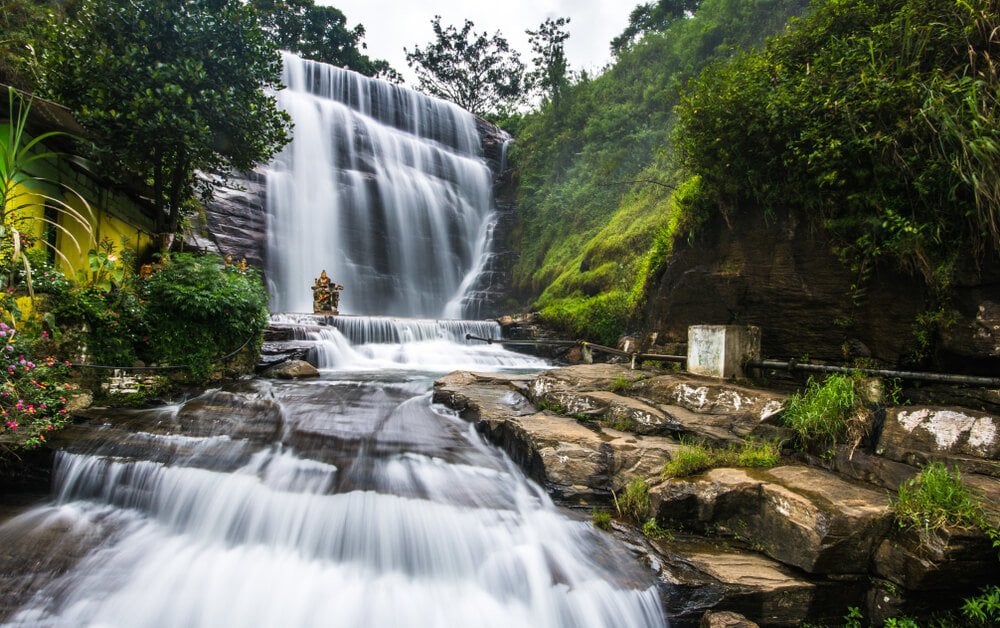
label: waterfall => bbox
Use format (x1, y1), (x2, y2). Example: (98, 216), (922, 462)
(266, 52), (495, 318)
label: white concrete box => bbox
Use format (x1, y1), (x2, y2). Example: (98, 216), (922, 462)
(687, 325), (761, 379)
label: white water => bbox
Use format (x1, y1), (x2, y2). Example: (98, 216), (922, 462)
(0, 55), (666, 626)
(266, 53), (496, 318)
(0, 321), (667, 627)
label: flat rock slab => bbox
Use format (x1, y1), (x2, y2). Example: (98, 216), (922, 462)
(525, 365), (785, 445)
(651, 465), (893, 575)
(261, 359), (320, 379)
(877, 406), (1000, 477)
(435, 370), (681, 503)
(177, 390), (284, 440)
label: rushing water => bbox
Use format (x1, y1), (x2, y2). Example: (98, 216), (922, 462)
(265, 53), (496, 318)
(0, 320), (667, 627)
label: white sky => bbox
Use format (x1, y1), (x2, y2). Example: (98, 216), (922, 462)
(321, 1), (637, 86)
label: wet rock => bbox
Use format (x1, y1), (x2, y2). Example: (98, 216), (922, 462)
(261, 359), (320, 379)
(877, 406), (1000, 477)
(654, 536), (861, 627)
(526, 365), (783, 444)
(176, 390), (283, 440)
(873, 525), (999, 591)
(651, 466), (893, 574)
(435, 370), (680, 503)
(631, 374), (785, 423)
(700, 611), (759, 628)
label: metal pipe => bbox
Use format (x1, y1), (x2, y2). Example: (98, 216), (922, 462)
(465, 335), (686, 363)
(747, 359), (1000, 388)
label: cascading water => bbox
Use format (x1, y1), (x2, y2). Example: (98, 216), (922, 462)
(266, 52), (495, 318)
(0, 53), (667, 627)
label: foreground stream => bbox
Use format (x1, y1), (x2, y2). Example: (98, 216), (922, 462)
(0, 318), (666, 627)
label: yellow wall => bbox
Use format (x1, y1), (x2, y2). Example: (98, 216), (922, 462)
(1, 122), (156, 279)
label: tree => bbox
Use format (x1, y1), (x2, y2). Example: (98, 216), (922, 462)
(405, 16), (525, 118)
(611, 0), (702, 54)
(0, 0), (53, 90)
(526, 17), (571, 107)
(41, 0), (291, 244)
(251, 0), (398, 80)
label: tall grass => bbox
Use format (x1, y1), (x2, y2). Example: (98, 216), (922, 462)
(781, 373), (858, 451)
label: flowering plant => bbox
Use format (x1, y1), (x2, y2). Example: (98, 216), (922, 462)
(0, 323), (71, 449)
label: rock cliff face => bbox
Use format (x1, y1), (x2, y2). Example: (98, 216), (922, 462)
(434, 363), (1000, 626)
(643, 207), (1000, 371)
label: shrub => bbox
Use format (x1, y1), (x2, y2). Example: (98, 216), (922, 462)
(963, 586), (1000, 626)
(642, 517), (672, 540)
(0, 323), (71, 450)
(142, 253), (268, 381)
(782, 374), (858, 451)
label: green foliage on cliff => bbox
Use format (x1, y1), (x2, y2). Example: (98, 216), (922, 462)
(675, 0), (1000, 294)
(509, 0), (809, 341)
(513, 0), (998, 350)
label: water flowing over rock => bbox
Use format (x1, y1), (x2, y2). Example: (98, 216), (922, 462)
(265, 53), (498, 318)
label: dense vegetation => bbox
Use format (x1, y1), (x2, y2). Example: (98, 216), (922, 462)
(508, 0), (999, 349)
(509, 0), (810, 343)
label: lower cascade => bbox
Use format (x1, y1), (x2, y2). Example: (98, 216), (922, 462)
(0, 316), (667, 627)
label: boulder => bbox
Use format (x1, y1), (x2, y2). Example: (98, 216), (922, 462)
(873, 525), (999, 591)
(700, 612), (759, 628)
(655, 536), (861, 626)
(261, 359), (320, 380)
(651, 466), (893, 574)
(877, 406), (1000, 477)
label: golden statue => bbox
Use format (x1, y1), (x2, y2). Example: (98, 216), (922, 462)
(312, 270), (344, 314)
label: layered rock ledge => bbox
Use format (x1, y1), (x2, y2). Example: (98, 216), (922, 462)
(433, 363), (1000, 626)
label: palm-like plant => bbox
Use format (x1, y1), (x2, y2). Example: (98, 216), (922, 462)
(1, 85), (93, 302)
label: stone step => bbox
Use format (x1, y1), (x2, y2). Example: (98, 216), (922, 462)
(652, 535), (864, 626)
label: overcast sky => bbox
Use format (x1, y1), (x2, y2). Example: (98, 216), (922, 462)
(321, 1), (637, 86)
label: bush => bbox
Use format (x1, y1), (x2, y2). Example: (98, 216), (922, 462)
(0, 323), (71, 450)
(963, 586), (1000, 626)
(142, 253), (268, 381)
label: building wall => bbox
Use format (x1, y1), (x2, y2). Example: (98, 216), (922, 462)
(1, 121), (157, 279)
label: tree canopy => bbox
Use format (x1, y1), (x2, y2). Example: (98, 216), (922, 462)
(251, 0), (398, 80)
(405, 16), (526, 118)
(526, 18), (571, 107)
(41, 0), (292, 242)
(610, 0), (702, 54)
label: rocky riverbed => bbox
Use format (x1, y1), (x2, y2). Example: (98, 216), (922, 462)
(433, 363), (1000, 626)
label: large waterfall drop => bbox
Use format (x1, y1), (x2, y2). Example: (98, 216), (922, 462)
(266, 52), (495, 317)
(0, 54), (668, 628)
